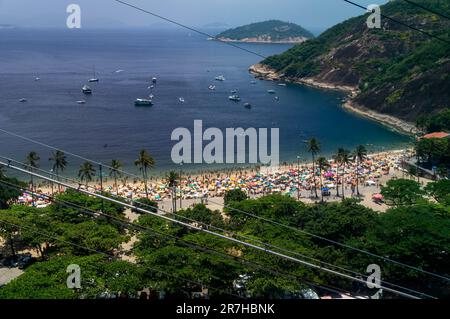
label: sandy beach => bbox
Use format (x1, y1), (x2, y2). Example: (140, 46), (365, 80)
(20, 149), (417, 213)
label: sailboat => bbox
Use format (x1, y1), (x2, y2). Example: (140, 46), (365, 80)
(88, 66), (99, 83)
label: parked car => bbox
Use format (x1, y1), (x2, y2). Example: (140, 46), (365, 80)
(17, 254), (36, 269)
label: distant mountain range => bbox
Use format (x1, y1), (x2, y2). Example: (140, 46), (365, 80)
(216, 20), (314, 44)
(251, 0), (450, 133)
(0, 24), (16, 29)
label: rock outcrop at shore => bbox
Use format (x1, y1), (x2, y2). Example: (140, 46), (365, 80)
(216, 36), (308, 44)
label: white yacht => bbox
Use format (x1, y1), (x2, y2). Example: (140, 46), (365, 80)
(229, 95), (241, 102)
(134, 99), (153, 106)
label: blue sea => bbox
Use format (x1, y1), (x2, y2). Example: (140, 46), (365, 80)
(0, 28), (411, 176)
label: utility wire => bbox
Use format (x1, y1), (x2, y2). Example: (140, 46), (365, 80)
(342, 0), (450, 44)
(0, 128), (142, 180)
(207, 197), (450, 283)
(0, 161), (427, 299)
(2, 128), (448, 283)
(4, 154), (436, 296)
(0, 218), (242, 299)
(0, 179), (362, 299)
(0, 157), (376, 283)
(112, 0), (268, 59)
(1, 179), (421, 299)
(2, 176), (435, 299)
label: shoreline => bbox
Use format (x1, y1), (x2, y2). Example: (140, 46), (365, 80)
(209, 37), (308, 44)
(249, 63), (417, 136)
(29, 148), (411, 193)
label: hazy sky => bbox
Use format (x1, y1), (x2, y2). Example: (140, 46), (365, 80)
(0, 0), (389, 33)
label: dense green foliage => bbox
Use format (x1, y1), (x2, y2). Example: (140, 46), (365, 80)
(261, 0), (450, 121)
(223, 188), (248, 206)
(217, 20), (314, 41)
(0, 177), (25, 209)
(417, 109), (450, 133)
(416, 137), (450, 169)
(1, 179), (449, 299)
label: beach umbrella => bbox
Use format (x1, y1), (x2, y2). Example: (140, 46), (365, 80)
(372, 194), (383, 200)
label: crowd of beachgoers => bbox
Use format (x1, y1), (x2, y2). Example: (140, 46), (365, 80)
(17, 149), (414, 209)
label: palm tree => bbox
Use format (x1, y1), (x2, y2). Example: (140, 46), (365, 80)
(307, 138), (320, 198)
(78, 161), (96, 187)
(25, 151), (40, 184)
(337, 148), (351, 199)
(48, 150), (67, 192)
(353, 145), (367, 196)
(166, 171), (179, 213)
(134, 149), (155, 199)
(333, 151), (341, 198)
(109, 159), (123, 195)
(0, 165), (5, 180)
(25, 151), (40, 206)
(317, 157), (330, 202)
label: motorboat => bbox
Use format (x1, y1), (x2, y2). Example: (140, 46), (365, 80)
(82, 85), (92, 94)
(134, 99), (153, 106)
(229, 95), (241, 102)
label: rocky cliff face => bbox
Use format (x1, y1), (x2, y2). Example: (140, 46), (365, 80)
(259, 0), (450, 123)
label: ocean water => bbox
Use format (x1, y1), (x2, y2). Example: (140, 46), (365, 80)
(0, 28), (411, 176)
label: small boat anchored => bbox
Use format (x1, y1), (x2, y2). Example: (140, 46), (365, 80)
(229, 95), (241, 102)
(267, 90), (276, 94)
(244, 103), (252, 109)
(88, 66), (99, 82)
(134, 99), (153, 106)
(179, 97), (185, 103)
(19, 98), (27, 103)
(215, 75), (225, 81)
(82, 85), (92, 94)
(208, 85), (216, 90)
(77, 100), (86, 104)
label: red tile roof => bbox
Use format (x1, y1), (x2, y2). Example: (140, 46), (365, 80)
(422, 132), (450, 139)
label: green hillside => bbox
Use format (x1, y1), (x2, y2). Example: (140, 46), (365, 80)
(216, 20), (314, 42)
(261, 0), (450, 122)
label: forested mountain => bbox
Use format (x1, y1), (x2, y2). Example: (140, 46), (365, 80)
(259, 0), (450, 122)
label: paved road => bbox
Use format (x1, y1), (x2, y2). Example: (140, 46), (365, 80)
(0, 267), (23, 286)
